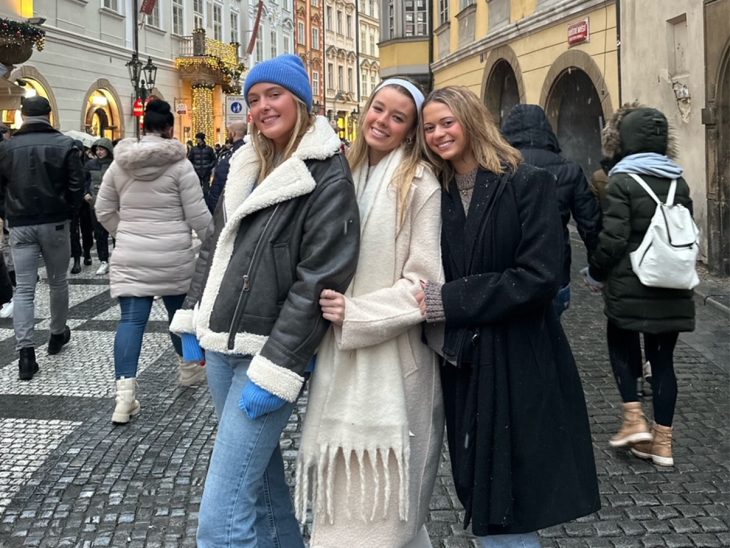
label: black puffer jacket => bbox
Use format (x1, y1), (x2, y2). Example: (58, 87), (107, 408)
(0, 123), (84, 227)
(502, 104), (602, 287)
(170, 117), (360, 403)
(187, 143), (217, 180)
(589, 105), (695, 334)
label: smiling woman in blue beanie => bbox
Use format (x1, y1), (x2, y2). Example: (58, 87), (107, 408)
(170, 53), (360, 547)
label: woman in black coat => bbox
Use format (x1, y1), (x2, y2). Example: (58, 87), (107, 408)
(586, 104), (695, 467)
(417, 86), (600, 546)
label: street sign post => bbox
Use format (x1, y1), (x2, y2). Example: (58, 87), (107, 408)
(225, 95), (247, 126)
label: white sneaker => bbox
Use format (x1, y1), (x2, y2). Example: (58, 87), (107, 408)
(0, 299), (13, 318)
(96, 262), (109, 275)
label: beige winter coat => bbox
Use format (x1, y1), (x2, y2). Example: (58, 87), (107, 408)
(95, 135), (212, 298)
(306, 163), (445, 547)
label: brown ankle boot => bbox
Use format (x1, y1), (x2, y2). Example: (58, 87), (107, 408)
(631, 423), (673, 466)
(609, 401), (652, 447)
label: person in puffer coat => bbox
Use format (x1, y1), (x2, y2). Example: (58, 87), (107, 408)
(502, 104), (601, 317)
(83, 138), (114, 274)
(586, 103), (695, 467)
(95, 99), (213, 425)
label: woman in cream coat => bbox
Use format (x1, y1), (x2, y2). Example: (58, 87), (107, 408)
(296, 79), (444, 547)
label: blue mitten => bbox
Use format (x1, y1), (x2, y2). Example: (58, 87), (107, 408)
(239, 380), (287, 419)
(181, 333), (204, 362)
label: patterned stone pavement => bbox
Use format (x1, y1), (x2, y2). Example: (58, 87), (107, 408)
(0, 257), (727, 547)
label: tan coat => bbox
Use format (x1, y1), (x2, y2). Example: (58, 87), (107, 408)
(308, 165), (445, 547)
(95, 136), (212, 298)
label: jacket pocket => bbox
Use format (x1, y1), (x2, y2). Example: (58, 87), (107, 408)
(272, 243), (293, 305)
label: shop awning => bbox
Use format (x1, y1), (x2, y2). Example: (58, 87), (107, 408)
(0, 78), (26, 111)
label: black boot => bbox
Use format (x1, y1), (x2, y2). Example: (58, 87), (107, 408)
(48, 325), (71, 355)
(18, 347), (39, 381)
(83, 251), (92, 266)
(70, 258), (81, 274)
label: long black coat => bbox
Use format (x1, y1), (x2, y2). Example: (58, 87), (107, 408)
(439, 164), (600, 535)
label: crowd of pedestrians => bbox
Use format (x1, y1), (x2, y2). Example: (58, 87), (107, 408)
(0, 52), (700, 547)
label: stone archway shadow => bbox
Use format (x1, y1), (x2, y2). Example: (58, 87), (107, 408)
(481, 44), (526, 108)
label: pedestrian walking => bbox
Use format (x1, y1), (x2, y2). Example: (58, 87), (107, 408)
(94, 99), (212, 425)
(0, 96), (84, 380)
(296, 78), (444, 547)
(83, 138), (114, 275)
(187, 131), (217, 196)
(585, 104), (696, 466)
(69, 140), (94, 275)
(205, 120), (246, 213)
(501, 104), (602, 317)
(0, 124), (15, 319)
(169, 53), (360, 547)
(418, 86), (600, 546)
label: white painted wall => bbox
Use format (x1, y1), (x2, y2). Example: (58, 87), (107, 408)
(621, 0), (708, 257)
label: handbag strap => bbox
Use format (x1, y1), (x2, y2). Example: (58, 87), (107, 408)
(628, 173), (677, 206)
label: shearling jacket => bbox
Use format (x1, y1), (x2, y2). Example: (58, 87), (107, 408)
(0, 123), (84, 227)
(170, 117), (360, 403)
(94, 135), (213, 298)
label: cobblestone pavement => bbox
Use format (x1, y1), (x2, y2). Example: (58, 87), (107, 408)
(0, 257), (727, 548)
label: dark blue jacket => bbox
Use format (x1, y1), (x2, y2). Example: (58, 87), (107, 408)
(206, 139), (245, 213)
(502, 104), (602, 287)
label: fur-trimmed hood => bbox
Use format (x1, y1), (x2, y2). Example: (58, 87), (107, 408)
(113, 135), (187, 180)
(601, 102), (677, 161)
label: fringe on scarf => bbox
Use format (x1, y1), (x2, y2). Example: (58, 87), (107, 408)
(295, 444), (410, 526)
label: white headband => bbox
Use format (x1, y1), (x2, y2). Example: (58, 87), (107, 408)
(373, 78), (425, 112)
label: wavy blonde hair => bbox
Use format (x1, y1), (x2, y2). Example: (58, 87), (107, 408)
(347, 81), (426, 223)
(420, 86), (521, 188)
(249, 95), (315, 180)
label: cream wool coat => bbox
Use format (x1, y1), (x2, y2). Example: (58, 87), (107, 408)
(308, 164), (445, 548)
(95, 136), (212, 298)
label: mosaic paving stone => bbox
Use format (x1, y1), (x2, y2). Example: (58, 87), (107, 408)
(0, 418), (80, 515)
(0, 331), (173, 398)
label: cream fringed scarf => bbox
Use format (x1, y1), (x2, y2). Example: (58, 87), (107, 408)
(295, 148), (410, 525)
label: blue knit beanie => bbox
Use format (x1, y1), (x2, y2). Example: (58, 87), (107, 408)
(244, 54), (313, 112)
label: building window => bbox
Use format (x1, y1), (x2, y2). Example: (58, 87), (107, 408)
(337, 10), (343, 34)
(361, 70), (368, 96)
(312, 71), (320, 96)
(212, 3), (222, 40)
(327, 63), (334, 89)
(439, 0), (449, 25)
(145, 2), (161, 28)
(298, 21), (306, 44)
(370, 33), (375, 55)
(460, 0), (475, 8)
(230, 11), (239, 43)
(283, 34), (290, 53)
(172, 0), (184, 35)
(270, 30), (277, 57)
(346, 14), (352, 38)
(326, 6), (332, 30)
(103, 0), (119, 11)
(312, 27), (320, 49)
(388, 1), (395, 38)
(256, 37), (263, 62)
(488, 0), (510, 31)
(370, 73), (376, 94)
(338, 65), (344, 91)
(347, 67), (353, 92)
(193, 0), (203, 29)
(404, 0), (428, 37)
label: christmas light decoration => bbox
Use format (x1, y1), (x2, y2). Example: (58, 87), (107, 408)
(192, 83), (215, 141)
(0, 18), (45, 51)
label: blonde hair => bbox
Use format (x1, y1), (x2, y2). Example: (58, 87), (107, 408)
(250, 95), (315, 180)
(420, 86), (521, 188)
(347, 81), (426, 223)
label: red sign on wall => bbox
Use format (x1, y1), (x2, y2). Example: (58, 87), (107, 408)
(140, 0), (158, 16)
(568, 18), (590, 46)
(133, 98), (144, 117)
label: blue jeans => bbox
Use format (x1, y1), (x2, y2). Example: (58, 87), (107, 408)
(114, 295), (185, 379)
(197, 351), (303, 548)
(552, 284), (571, 317)
(478, 532), (541, 547)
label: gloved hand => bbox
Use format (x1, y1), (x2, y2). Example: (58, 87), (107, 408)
(180, 333), (204, 362)
(239, 380), (287, 419)
(580, 267), (604, 294)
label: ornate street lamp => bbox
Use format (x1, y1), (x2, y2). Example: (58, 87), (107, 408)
(143, 56), (157, 95)
(126, 53), (157, 137)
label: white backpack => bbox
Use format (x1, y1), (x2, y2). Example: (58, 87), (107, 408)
(628, 174), (700, 290)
